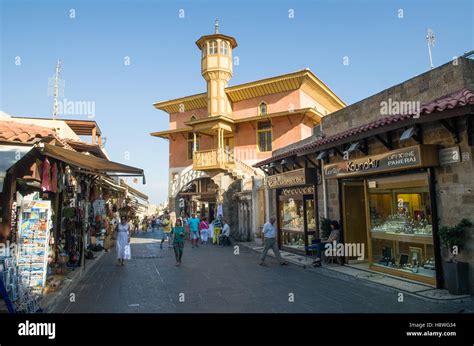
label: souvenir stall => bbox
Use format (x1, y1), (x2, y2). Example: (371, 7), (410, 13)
(1, 153), (64, 312)
(0, 143), (145, 311)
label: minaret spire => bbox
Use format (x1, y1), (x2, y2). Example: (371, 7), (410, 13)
(214, 18), (219, 34)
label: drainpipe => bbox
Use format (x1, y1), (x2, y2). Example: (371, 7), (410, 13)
(264, 175), (270, 223)
(318, 120), (328, 218)
(321, 159), (328, 218)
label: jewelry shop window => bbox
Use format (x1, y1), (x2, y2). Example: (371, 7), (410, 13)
(367, 172), (436, 282)
(280, 196), (305, 252)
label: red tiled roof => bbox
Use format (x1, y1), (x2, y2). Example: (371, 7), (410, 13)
(255, 88), (474, 167)
(0, 120), (75, 150)
(0, 120), (56, 143)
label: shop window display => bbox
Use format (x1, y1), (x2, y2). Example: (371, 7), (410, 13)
(280, 198), (305, 251)
(368, 174), (436, 281)
(305, 199), (316, 245)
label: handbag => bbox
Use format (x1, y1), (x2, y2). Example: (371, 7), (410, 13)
(124, 245), (131, 260)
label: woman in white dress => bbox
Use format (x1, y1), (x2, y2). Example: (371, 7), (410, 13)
(116, 216), (131, 266)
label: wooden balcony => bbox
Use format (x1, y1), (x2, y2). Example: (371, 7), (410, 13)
(193, 148), (233, 171)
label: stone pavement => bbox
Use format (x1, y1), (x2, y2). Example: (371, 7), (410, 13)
(238, 240), (473, 302)
(51, 232), (474, 313)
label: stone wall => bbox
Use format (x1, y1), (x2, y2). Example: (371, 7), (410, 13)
(320, 58), (474, 137)
(223, 178), (241, 239)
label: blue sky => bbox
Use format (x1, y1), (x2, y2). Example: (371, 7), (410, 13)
(1, 0), (472, 204)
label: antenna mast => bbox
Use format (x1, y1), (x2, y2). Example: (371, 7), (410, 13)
(426, 29), (435, 69)
(52, 60), (62, 119)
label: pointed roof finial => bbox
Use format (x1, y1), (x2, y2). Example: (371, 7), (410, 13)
(214, 18), (219, 34)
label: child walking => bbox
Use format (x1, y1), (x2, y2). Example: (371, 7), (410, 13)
(199, 217), (209, 245)
(172, 219), (186, 266)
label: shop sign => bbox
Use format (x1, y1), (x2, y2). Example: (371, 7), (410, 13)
(324, 145), (438, 179)
(282, 186), (315, 196)
(439, 146), (460, 166)
(267, 168), (316, 189)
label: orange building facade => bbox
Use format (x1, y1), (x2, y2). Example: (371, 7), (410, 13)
(151, 22), (345, 239)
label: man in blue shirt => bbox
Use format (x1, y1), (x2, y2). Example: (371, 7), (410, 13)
(188, 213), (200, 248)
(260, 215), (287, 266)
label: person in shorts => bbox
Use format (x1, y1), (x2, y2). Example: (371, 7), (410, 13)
(188, 213), (200, 248)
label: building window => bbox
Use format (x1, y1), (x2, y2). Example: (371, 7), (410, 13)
(187, 133), (199, 160)
(259, 102), (268, 116)
(219, 41), (228, 55)
(208, 40), (218, 55)
(190, 115), (197, 121)
(257, 121), (272, 152)
(202, 43), (207, 57)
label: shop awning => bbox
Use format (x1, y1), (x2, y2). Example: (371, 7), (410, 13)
(99, 176), (127, 193)
(120, 179), (149, 201)
(37, 143), (145, 182)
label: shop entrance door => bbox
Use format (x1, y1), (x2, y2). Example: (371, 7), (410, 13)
(342, 181), (369, 263)
(303, 195), (317, 254)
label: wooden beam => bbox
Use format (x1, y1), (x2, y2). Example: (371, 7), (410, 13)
(292, 158), (303, 169)
(92, 126), (97, 145)
(302, 155), (320, 169)
(375, 132), (393, 150)
(439, 119), (460, 143)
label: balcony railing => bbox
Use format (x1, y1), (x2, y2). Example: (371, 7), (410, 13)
(193, 148), (233, 170)
(193, 148), (263, 179)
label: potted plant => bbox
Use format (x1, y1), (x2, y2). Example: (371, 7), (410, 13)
(438, 219), (472, 295)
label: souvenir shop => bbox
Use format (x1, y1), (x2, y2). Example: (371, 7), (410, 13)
(267, 168), (319, 255)
(0, 143), (143, 312)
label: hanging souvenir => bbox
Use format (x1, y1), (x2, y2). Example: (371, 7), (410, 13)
(57, 164), (65, 193)
(41, 157), (52, 192)
(51, 163), (58, 193)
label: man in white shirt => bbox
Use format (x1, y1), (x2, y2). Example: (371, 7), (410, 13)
(260, 215), (288, 266)
(220, 219), (231, 246)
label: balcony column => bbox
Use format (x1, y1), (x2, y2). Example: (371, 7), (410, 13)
(193, 132), (197, 153)
(217, 128), (222, 164)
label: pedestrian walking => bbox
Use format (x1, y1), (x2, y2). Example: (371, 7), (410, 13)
(163, 213), (173, 248)
(188, 213), (200, 248)
(116, 216), (131, 266)
(199, 217), (209, 244)
(134, 216), (139, 234)
(260, 215), (288, 266)
(171, 219), (186, 266)
(182, 214), (190, 240)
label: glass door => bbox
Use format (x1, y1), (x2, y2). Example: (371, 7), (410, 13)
(304, 195), (316, 253)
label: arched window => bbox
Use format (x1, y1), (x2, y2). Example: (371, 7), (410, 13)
(208, 40), (218, 55)
(259, 102), (268, 116)
(219, 41), (228, 55)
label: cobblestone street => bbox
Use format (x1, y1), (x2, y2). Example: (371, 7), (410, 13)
(52, 232), (473, 313)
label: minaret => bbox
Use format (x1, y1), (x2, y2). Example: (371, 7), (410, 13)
(196, 19), (237, 118)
